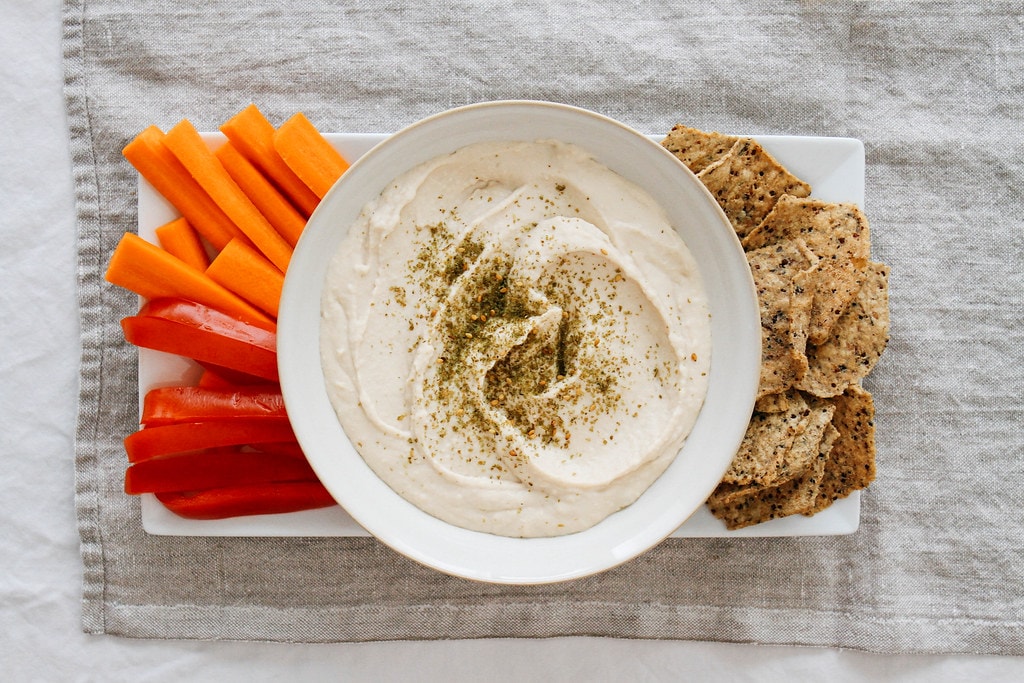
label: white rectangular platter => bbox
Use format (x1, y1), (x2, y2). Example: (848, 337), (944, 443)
(138, 131), (865, 538)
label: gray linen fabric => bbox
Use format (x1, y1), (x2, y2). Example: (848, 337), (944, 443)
(66, 0), (1024, 653)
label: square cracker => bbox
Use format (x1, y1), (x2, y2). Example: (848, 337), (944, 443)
(660, 124), (739, 174)
(806, 385), (876, 514)
(743, 196), (872, 344)
(696, 138), (812, 239)
(797, 262), (890, 398)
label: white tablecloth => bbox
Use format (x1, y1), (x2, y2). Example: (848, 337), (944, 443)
(3, 1), (1023, 679)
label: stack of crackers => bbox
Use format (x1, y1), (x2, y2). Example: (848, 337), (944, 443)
(662, 125), (890, 530)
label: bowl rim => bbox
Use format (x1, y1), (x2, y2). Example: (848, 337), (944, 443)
(278, 100), (760, 584)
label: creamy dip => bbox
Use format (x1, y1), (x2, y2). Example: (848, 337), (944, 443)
(320, 139), (711, 537)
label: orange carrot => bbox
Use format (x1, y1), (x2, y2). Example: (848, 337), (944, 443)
(205, 238), (285, 318)
(273, 112), (350, 199)
(123, 126), (241, 250)
(163, 119), (293, 273)
(215, 141), (307, 247)
(220, 104), (321, 216)
(155, 217), (210, 271)
(106, 232), (273, 327)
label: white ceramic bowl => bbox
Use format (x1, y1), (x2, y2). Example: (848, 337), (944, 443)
(278, 101), (760, 584)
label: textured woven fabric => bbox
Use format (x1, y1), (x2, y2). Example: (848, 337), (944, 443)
(67, 0), (1024, 652)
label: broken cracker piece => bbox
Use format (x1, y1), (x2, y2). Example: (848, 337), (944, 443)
(797, 262), (890, 398)
(660, 124), (739, 174)
(719, 391), (810, 486)
(744, 196), (872, 344)
(697, 138), (812, 239)
(708, 412), (839, 530)
(747, 241), (817, 398)
(806, 385), (877, 513)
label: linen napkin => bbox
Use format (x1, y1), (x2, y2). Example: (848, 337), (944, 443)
(67, 0), (1024, 653)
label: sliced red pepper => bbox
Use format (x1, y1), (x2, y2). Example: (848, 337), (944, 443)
(148, 295), (276, 332)
(248, 441), (307, 459)
(155, 481), (337, 519)
(124, 447), (318, 494)
(121, 297), (278, 381)
(124, 418), (296, 463)
(196, 361), (278, 386)
(198, 366), (275, 389)
(141, 386), (287, 426)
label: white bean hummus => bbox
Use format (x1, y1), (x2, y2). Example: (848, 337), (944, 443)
(321, 139), (711, 537)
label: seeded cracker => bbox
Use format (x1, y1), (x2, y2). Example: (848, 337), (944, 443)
(696, 138), (812, 239)
(719, 390), (809, 486)
(709, 418), (839, 530)
(773, 401), (835, 485)
(660, 124), (739, 174)
(714, 396), (832, 496)
(797, 262), (890, 398)
(746, 241), (816, 398)
(806, 385), (876, 513)
(744, 196), (872, 344)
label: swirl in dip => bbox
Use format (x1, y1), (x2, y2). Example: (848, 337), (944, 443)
(320, 139), (711, 537)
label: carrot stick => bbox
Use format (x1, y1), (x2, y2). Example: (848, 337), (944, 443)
(163, 119), (293, 273)
(215, 141), (307, 247)
(273, 112), (350, 199)
(106, 232), (273, 326)
(205, 238), (285, 318)
(220, 104), (321, 216)
(123, 126), (241, 250)
(154, 217), (210, 271)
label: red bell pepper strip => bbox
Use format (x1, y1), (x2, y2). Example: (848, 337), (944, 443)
(155, 481), (337, 519)
(121, 297), (278, 382)
(124, 448), (318, 494)
(124, 418), (296, 463)
(248, 441), (307, 459)
(195, 361), (277, 386)
(198, 368), (275, 390)
(139, 295), (275, 332)
(141, 386), (287, 426)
